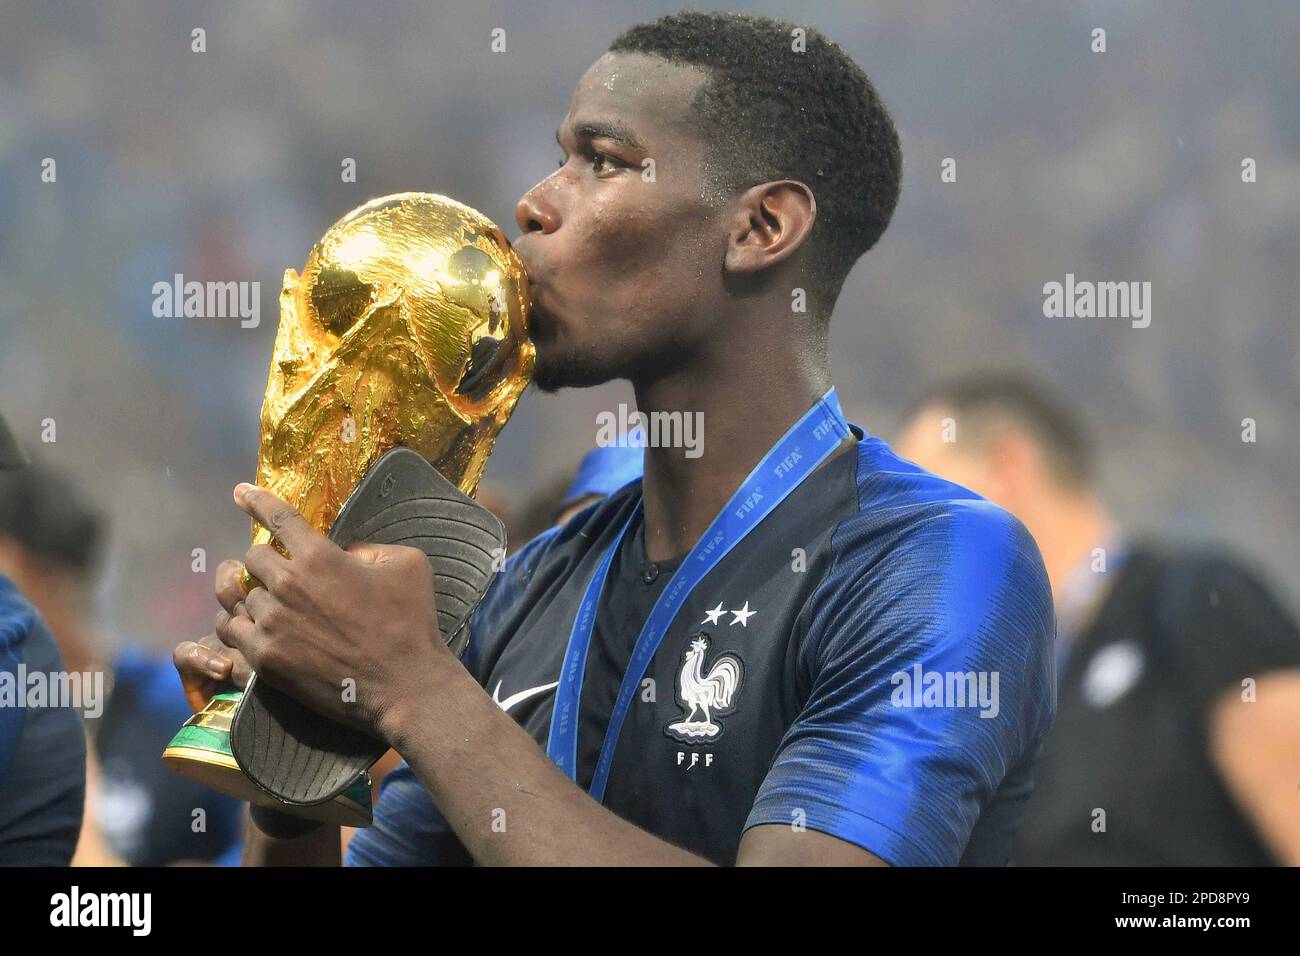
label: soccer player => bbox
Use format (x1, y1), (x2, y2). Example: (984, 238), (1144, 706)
(897, 373), (1300, 865)
(0, 412), (87, 865)
(176, 12), (1055, 866)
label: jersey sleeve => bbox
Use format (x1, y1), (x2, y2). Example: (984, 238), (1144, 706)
(0, 591), (86, 866)
(345, 760), (471, 866)
(743, 501), (1056, 866)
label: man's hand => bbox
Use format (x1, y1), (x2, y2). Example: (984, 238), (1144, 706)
(172, 632), (251, 713)
(173, 556), (263, 712)
(212, 482), (449, 741)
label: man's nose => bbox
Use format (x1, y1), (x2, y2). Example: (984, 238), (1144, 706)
(514, 182), (561, 236)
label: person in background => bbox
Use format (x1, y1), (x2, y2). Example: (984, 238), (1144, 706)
(0, 411), (87, 865)
(0, 449), (243, 865)
(509, 440), (647, 546)
(554, 442), (645, 527)
(896, 373), (1300, 865)
(95, 640), (245, 865)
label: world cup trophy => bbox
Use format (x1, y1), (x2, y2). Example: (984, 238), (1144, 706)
(163, 193), (534, 826)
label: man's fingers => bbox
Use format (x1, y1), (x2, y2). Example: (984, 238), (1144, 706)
(243, 543), (291, 592)
(173, 636), (240, 714)
(243, 583), (278, 623)
(174, 639), (231, 681)
(234, 484), (320, 557)
(215, 559), (246, 614)
(197, 631), (253, 688)
(214, 606), (264, 663)
(227, 647), (253, 689)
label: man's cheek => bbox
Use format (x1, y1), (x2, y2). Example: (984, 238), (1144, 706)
(591, 185), (664, 239)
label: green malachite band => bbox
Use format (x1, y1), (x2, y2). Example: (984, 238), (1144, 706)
(169, 723), (235, 756)
(340, 776), (370, 805)
(163, 689), (374, 827)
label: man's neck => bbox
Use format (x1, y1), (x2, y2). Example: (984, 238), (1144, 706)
(633, 345), (837, 563)
(1022, 490), (1117, 604)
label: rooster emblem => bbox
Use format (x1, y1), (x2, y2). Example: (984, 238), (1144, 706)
(665, 635), (743, 742)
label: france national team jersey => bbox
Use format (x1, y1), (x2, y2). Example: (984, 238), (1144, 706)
(347, 427), (1056, 866)
(0, 575), (86, 865)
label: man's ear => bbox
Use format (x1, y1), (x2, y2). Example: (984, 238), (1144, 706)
(723, 180), (817, 275)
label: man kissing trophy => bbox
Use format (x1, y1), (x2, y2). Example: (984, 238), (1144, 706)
(163, 193), (534, 826)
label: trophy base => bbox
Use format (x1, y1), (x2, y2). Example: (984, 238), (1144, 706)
(163, 692), (373, 828)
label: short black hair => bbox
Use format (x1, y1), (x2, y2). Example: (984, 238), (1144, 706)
(610, 11), (902, 309)
(910, 373), (1095, 489)
(0, 463), (104, 575)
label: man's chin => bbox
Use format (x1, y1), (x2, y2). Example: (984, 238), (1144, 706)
(531, 344), (619, 393)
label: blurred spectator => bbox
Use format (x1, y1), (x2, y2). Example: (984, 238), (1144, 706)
(508, 440), (645, 545)
(896, 373), (1300, 865)
(0, 410), (86, 865)
(0, 448), (243, 865)
(0, 461), (103, 676)
(94, 644), (244, 865)
(557, 442), (645, 523)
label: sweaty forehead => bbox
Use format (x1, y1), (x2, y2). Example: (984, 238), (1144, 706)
(564, 52), (709, 144)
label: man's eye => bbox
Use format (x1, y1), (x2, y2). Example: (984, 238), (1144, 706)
(556, 149), (621, 174)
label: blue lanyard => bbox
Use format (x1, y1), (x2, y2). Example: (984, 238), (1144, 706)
(546, 388), (851, 801)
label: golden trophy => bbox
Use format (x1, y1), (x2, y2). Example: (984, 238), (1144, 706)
(164, 193), (534, 826)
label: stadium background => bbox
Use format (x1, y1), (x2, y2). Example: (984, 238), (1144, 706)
(1, 0), (1296, 658)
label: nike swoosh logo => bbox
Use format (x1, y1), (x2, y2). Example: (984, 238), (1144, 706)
(492, 680), (560, 714)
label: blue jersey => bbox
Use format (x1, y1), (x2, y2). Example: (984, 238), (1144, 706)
(94, 647), (244, 865)
(348, 429), (1056, 866)
(0, 575), (86, 865)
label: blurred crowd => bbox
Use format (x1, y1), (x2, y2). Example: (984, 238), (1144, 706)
(0, 1), (1295, 865)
